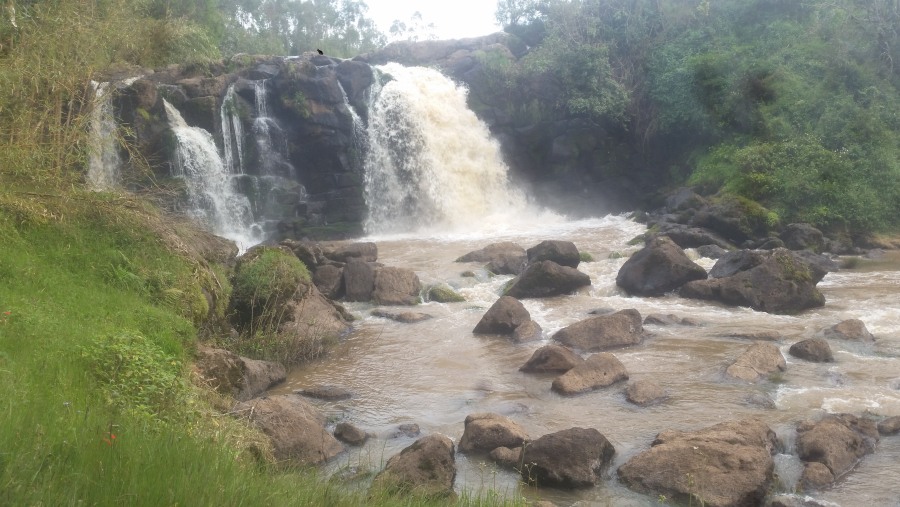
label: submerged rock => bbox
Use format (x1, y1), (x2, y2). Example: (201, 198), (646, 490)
(821, 318), (876, 342)
(625, 380), (667, 406)
(371, 309), (433, 323)
(296, 385), (352, 401)
(520, 345), (583, 373)
(725, 342), (786, 382)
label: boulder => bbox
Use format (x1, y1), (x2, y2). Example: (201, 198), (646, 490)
(796, 414), (879, 488)
(553, 309), (643, 352)
(643, 313), (682, 326)
(725, 342), (786, 382)
(373, 266), (421, 305)
(625, 380), (667, 406)
(821, 319), (875, 342)
(520, 345), (584, 373)
(799, 462), (835, 491)
(780, 223), (825, 252)
(526, 240), (581, 268)
(473, 296), (530, 335)
(232, 394), (343, 465)
(195, 346), (286, 401)
(394, 423), (421, 438)
(296, 385), (352, 401)
(371, 434), (456, 498)
(322, 242), (377, 263)
(690, 196), (771, 244)
(696, 244), (729, 259)
(456, 242), (526, 275)
(551, 353), (628, 395)
(709, 250), (767, 279)
(520, 427), (615, 488)
(505, 260), (591, 299)
(334, 422), (369, 446)
(458, 413), (529, 453)
(426, 284), (465, 303)
(788, 338), (833, 363)
(616, 236), (707, 296)
(371, 309), (433, 323)
(278, 284), (352, 344)
(343, 259), (376, 301)
(680, 248), (826, 314)
(511, 320), (543, 342)
(312, 264), (343, 299)
(877, 416), (900, 436)
(282, 240), (324, 268)
(724, 330), (781, 341)
(489, 446), (522, 469)
(618, 419), (778, 507)
(658, 225), (734, 250)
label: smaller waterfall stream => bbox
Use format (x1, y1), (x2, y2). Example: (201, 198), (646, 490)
(163, 100), (257, 249)
(220, 84), (245, 175)
(86, 81), (122, 190)
(253, 80), (296, 179)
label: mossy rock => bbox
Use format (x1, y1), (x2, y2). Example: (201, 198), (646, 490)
(426, 285), (465, 303)
(230, 246), (310, 331)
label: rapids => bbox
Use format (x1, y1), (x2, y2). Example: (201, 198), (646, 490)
(272, 219), (900, 505)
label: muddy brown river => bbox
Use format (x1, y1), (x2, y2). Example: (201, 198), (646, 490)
(271, 216), (900, 506)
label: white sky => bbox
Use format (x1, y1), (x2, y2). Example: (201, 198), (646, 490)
(364, 0), (502, 41)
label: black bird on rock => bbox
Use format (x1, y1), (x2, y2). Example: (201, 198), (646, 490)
(316, 48), (324, 55)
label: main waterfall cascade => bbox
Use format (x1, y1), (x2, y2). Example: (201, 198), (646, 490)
(363, 63), (544, 235)
(163, 100), (258, 248)
(86, 81), (123, 190)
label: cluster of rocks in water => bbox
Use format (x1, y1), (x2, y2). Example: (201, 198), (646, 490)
(191, 200), (900, 505)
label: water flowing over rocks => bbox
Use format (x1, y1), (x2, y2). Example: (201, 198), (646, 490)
(551, 353), (628, 395)
(194, 346), (285, 401)
(617, 419), (778, 507)
(458, 413), (529, 454)
(788, 338), (834, 363)
(796, 414), (879, 490)
(820, 318), (876, 342)
(725, 342), (787, 382)
(552, 309), (644, 352)
(616, 236), (708, 296)
(232, 394), (343, 466)
(520, 345), (584, 373)
(370, 434), (457, 498)
(520, 427), (616, 488)
(679, 248), (827, 314)
(504, 260), (591, 298)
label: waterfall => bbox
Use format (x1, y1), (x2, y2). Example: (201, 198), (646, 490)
(220, 84), (245, 175)
(86, 81), (122, 190)
(253, 79), (296, 179)
(163, 100), (257, 249)
(363, 63), (531, 235)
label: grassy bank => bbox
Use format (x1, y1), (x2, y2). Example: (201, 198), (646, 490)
(0, 189), (521, 506)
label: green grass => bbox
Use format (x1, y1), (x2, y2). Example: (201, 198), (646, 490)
(0, 190), (524, 506)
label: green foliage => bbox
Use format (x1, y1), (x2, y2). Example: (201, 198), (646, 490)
(231, 247), (310, 333)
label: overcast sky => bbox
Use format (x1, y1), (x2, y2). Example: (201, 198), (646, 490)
(364, 0), (502, 41)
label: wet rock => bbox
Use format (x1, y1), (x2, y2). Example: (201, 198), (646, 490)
(709, 250), (767, 278)
(526, 240), (581, 269)
(282, 240), (324, 268)
(343, 259), (376, 301)
(821, 319), (875, 342)
(553, 309), (644, 352)
(195, 346), (286, 401)
(798, 462), (835, 492)
(744, 393), (777, 409)
(512, 320), (543, 342)
(371, 434), (456, 498)
(681, 317), (703, 326)
(680, 248), (826, 314)
(394, 423), (421, 438)
(232, 394), (343, 465)
(373, 266), (421, 305)
(725, 330), (781, 341)
(697, 244), (729, 259)
(489, 446), (522, 469)
(334, 422), (369, 446)
(551, 353), (628, 395)
(625, 380), (667, 406)
(796, 414), (879, 488)
(473, 296), (531, 335)
(458, 413), (529, 454)
(519, 345), (584, 373)
(312, 264), (343, 299)
(643, 313), (681, 326)
(456, 242), (526, 275)
(665, 187), (707, 212)
(780, 223), (825, 252)
(877, 416), (900, 436)
(791, 250), (840, 279)
(616, 236), (708, 296)
(487, 255), (528, 276)
(371, 309), (433, 323)
(296, 385), (352, 401)
(520, 427), (615, 488)
(505, 260), (591, 298)
(279, 284), (352, 342)
(426, 284), (465, 303)
(322, 242), (377, 263)
(618, 419), (778, 507)
(725, 342), (786, 382)
(659, 225), (734, 250)
(788, 338), (834, 363)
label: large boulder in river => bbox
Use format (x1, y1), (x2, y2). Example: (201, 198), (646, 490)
(679, 248), (826, 314)
(456, 241), (526, 275)
(616, 236), (707, 296)
(780, 223), (825, 252)
(789, 338), (834, 363)
(505, 260), (591, 298)
(618, 419), (778, 507)
(796, 414), (879, 490)
(821, 318), (876, 342)
(520, 345), (584, 373)
(473, 296), (530, 335)
(232, 394), (343, 466)
(725, 342), (786, 382)
(278, 284), (352, 346)
(312, 264), (343, 299)
(195, 346), (286, 401)
(371, 434), (457, 498)
(625, 380), (667, 406)
(458, 413), (529, 453)
(321, 241), (378, 263)
(343, 258), (376, 301)
(551, 353), (628, 395)
(373, 266), (421, 305)
(526, 240), (581, 268)
(520, 427), (616, 488)
(553, 309), (644, 352)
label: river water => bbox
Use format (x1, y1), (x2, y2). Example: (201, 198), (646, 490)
(271, 216), (900, 506)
